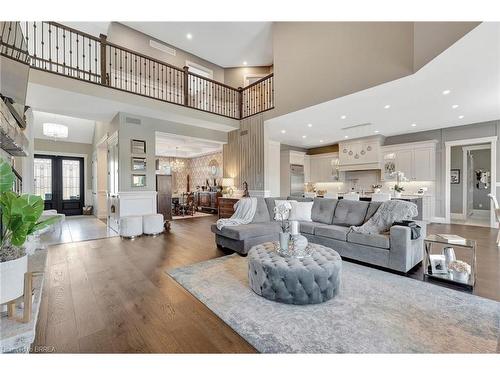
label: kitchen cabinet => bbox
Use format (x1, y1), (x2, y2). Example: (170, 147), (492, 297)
(309, 153), (344, 183)
(338, 136), (383, 170)
(381, 141), (437, 181)
(304, 155), (311, 183)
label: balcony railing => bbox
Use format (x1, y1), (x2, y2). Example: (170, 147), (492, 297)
(0, 21), (274, 120)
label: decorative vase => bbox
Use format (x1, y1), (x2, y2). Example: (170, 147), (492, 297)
(0, 254), (28, 305)
(394, 191), (402, 198)
(279, 232), (290, 251)
(443, 247), (456, 267)
(450, 270), (469, 283)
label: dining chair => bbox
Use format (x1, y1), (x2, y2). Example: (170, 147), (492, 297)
(343, 192), (360, 201)
(487, 193), (500, 246)
(371, 192), (392, 202)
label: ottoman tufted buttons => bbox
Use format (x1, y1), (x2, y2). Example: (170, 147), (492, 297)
(247, 242), (341, 305)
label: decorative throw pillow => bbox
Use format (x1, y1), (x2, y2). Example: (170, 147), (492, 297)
(288, 201), (314, 222)
(273, 200), (295, 220)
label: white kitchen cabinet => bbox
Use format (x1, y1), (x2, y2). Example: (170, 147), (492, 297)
(309, 153), (343, 183)
(381, 141), (437, 181)
(304, 155), (311, 182)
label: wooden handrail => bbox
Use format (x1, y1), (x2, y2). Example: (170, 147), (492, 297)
(188, 70), (240, 92)
(242, 73), (274, 90)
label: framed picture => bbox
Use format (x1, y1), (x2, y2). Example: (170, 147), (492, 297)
(132, 174), (146, 187)
(132, 157), (146, 171)
(450, 169), (460, 184)
(131, 139), (146, 154)
(430, 254), (448, 275)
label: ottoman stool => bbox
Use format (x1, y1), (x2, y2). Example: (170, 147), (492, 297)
(119, 216), (143, 238)
(143, 214), (165, 236)
(248, 242), (342, 305)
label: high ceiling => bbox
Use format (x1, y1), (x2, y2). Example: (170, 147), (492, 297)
(156, 132), (223, 158)
(122, 22), (273, 67)
(33, 111), (95, 144)
(266, 22), (500, 148)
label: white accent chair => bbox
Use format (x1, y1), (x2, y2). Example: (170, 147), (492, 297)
(487, 194), (500, 246)
(143, 214), (165, 236)
(371, 192), (392, 202)
(119, 216), (143, 239)
(343, 192), (360, 201)
(324, 192), (339, 199)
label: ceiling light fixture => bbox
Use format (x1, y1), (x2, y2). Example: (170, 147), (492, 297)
(340, 115), (347, 119)
(384, 104), (391, 109)
(186, 33), (193, 40)
(280, 129), (286, 134)
(458, 115), (464, 119)
(307, 123), (312, 128)
(452, 104), (459, 109)
(411, 123), (417, 127)
(344, 135), (349, 139)
(319, 140), (324, 143)
(302, 135), (307, 139)
(374, 130), (379, 133)
(243, 61), (248, 66)
(168, 147), (185, 172)
(442, 89), (451, 95)
(43, 123), (68, 139)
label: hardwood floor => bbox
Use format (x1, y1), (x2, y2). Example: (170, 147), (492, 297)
(33, 217), (500, 353)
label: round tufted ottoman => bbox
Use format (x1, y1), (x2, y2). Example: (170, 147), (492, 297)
(248, 242), (342, 305)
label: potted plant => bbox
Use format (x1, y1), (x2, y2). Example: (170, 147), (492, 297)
(0, 158), (57, 305)
(448, 260), (471, 283)
(391, 171), (407, 198)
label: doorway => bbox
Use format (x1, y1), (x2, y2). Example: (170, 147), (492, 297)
(445, 136), (497, 228)
(34, 154), (84, 216)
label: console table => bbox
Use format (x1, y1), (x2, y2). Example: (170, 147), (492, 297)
(218, 197), (239, 218)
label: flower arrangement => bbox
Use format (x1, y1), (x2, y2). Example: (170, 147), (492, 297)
(273, 203), (290, 233)
(448, 260), (471, 274)
(391, 171), (408, 193)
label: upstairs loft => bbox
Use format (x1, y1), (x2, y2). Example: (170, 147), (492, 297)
(0, 21), (274, 121)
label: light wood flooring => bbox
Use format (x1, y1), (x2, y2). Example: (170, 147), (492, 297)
(32, 217), (500, 353)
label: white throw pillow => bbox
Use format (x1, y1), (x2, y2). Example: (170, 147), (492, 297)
(273, 200), (296, 221)
(288, 201), (314, 222)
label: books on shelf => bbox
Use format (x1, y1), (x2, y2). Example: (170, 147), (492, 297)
(437, 234), (467, 245)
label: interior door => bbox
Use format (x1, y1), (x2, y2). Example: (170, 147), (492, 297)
(34, 155), (84, 215)
(467, 151), (474, 217)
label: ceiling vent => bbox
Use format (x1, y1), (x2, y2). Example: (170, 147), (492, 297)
(149, 40), (176, 56)
(125, 117), (141, 125)
(340, 122), (372, 131)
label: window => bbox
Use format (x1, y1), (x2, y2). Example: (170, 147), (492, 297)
(62, 159), (80, 200)
(34, 158), (52, 200)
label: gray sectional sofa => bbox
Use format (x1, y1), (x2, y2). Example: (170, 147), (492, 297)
(211, 197), (425, 273)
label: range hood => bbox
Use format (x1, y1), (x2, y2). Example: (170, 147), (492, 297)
(338, 135), (383, 172)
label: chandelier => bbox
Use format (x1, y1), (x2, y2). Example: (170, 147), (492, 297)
(168, 147), (185, 172)
(43, 123), (68, 139)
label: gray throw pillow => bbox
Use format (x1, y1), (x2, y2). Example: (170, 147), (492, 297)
(311, 198), (338, 224)
(332, 200), (370, 227)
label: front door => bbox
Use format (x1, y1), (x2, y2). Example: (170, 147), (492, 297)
(34, 154), (84, 216)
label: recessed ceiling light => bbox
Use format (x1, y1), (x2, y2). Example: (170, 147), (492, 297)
(280, 129), (286, 134)
(302, 135), (307, 139)
(186, 33), (193, 40)
(307, 123), (312, 128)
(340, 115), (347, 120)
(452, 104), (459, 109)
(319, 140), (324, 143)
(344, 135), (349, 139)
(411, 123), (417, 127)
(442, 89), (451, 95)
(384, 104), (391, 109)
(374, 130), (379, 133)
(243, 61), (248, 66)
(458, 115), (464, 119)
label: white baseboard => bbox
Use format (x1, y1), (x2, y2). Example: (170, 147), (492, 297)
(431, 216), (447, 223)
(450, 213), (466, 220)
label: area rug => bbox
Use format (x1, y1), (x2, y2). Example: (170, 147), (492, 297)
(167, 254), (500, 353)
